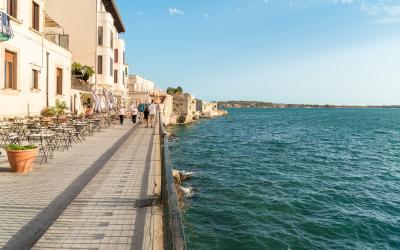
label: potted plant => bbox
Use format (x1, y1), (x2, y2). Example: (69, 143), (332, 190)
(54, 100), (68, 123)
(40, 106), (56, 117)
(72, 62), (94, 82)
(5, 144), (38, 173)
(81, 65), (95, 81)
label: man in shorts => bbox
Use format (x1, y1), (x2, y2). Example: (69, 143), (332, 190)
(148, 100), (158, 128)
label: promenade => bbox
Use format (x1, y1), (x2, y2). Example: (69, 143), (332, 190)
(0, 122), (163, 249)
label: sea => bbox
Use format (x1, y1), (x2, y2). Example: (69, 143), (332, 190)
(169, 108), (400, 250)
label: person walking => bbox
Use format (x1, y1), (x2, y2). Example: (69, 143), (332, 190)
(130, 101), (138, 124)
(118, 106), (126, 125)
(138, 100), (145, 124)
(143, 101), (150, 127)
(148, 100), (158, 128)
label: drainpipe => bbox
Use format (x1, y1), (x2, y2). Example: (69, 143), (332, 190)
(46, 52), (50, 107)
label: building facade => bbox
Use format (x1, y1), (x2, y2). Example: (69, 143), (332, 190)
(0, 0), (72, 118)
(46, 0), (128, 111)
(128, 75), (154, 94)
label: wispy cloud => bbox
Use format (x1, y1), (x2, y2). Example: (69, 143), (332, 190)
(168, 8), (185, 16)
(283, 0), (400, 24)
(360, 2), (400, 24)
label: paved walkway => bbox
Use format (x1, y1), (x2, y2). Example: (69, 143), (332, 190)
(0, 122), (163, 250)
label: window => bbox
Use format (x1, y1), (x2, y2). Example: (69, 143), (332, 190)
(98, 26), (103, 46)
(56, 68), (63, 95)
(110, 58), (113, 76)
(7, 0), (17, 19)
(110, 31), (113, 48)
(97, 55), (103, 74)
(114, 70), (118, 83)
(31, 69), (39, 90)
(32, 1), (39, 31)
(122, 71), (125, 85)
(4, 50), (17, 90)
(114, 49), (118, 63)
(123, 51), (125, 64)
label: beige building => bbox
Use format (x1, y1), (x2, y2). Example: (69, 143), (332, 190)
(127, 75), (154, 103)
(46, 0), (128, 111)
(0, 0), (72, 118)
(128, 75), (154, 94)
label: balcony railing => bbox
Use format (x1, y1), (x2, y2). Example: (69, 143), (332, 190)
(45, 34), (69, 50)
(71, 78), (93, 92)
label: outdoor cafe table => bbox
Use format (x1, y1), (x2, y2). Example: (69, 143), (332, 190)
(0, 125), (11, 146)
(27, 133), (57, 163)
(86, 120), (95, 135)
(53, 127), (75, 149)
(71, 123), (87, 141)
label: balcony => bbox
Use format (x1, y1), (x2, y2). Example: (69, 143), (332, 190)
(44, 13), (69, 50)
(45, 34), (69, 50)
(72, 78), (93, 92)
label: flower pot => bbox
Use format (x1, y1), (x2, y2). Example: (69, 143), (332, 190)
(6, 148), (38, 173)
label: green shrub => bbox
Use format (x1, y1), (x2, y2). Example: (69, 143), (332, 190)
(55, 99), (68, 115)
(5, 144), (37, 151)
(41, 106), (56, 117)
(72, 62), (94, 81)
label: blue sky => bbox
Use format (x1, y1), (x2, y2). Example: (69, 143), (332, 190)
(117, 0), (400, 105)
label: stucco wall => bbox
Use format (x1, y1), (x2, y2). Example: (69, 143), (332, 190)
(46, 0), (97, 69)
(0, 0), (72, 117)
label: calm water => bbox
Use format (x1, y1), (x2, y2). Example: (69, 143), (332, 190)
(169, 109), (400, 250)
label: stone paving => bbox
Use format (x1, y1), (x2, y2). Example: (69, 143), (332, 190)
(0, 122), (163, 250)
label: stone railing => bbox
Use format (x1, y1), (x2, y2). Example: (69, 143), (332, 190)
(71, 78), (93, 92)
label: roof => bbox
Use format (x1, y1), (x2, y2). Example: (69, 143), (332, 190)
(101, 0), (126, 33)
(44, 13), (62, 28)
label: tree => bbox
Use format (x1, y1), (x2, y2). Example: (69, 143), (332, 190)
(176, 86), (183, 95)
(167, 87), (176, 95)
(166, 86), (184, 95)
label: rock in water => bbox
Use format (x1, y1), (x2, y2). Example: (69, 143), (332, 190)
(181, 171), (194, 181)
(180, 186), (194, 198)
(173, 170), (182, 184)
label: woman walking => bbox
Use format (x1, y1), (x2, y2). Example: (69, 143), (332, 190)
(118, 106), (126, 125)
(130, 101), (138, 124)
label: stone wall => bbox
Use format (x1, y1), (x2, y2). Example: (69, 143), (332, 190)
(160, 94), (175, 126)
(173, 94), (198, 124)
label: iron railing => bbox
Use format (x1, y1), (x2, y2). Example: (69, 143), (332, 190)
(158, 111), (187, 250)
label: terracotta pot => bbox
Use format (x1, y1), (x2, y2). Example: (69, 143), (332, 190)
(6, 148), (38, 173)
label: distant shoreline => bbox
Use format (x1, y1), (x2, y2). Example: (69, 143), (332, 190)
(217, 101), (400, 109)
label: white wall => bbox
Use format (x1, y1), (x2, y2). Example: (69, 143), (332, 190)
(0, 0), (72, 117)
(128, 75), (154, 94)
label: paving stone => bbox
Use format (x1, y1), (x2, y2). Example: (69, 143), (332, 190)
(33, 125), (163, 250)
(0, 122), (163, 250)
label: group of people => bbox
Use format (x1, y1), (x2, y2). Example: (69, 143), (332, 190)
(118, 100), (158, 128)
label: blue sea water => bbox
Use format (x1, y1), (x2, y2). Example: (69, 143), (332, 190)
(169, 108), (400, 250)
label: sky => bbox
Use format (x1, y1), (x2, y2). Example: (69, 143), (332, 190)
(116, 0), (400, 105)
